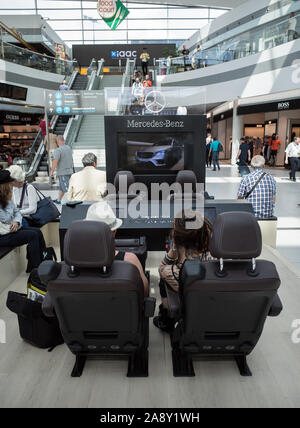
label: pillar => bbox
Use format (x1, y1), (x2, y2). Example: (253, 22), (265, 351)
(231, 99), (243, 165)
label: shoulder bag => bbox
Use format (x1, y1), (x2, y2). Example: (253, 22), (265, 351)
(30, 187), (60, 226)
(244, 172), (266, 199)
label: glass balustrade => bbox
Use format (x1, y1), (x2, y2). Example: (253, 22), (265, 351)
(156, 11), (300, 75)
(0, 41), (77, 76)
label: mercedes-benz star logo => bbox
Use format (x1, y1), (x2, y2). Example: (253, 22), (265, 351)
(145, 90), (166, 114)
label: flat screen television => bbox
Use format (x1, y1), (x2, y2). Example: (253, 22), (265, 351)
(117, 132), (194, 174)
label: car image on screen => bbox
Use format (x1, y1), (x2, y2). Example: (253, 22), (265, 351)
(135, 137), (183, 168)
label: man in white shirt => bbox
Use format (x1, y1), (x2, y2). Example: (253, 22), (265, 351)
(287, 12), (297, 41)
(285, 137), (300, 181)
(67, 153), (107, 201)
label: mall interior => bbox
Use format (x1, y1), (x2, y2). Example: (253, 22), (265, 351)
(0, 0), (300, 410)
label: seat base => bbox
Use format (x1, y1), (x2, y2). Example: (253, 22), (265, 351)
(172, 349), (253, 377)
(70, 349), (149, 378)
(235, 355), (252, 377)
(71, 355), (87, 377)
(127, 349), (149, 378)
(172, 349), (195, 377)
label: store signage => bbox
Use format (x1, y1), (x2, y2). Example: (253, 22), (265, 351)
(98, 0), (129, 30)
(277, 102), (290, 110)
(0, 112), (40, 124)
(98, 0), (117, 19)
(111, 50), (137, 59)
(238, 98), (300, 115)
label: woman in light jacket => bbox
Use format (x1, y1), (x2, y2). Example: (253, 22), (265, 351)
(0, 170), (46, 273)
(8, 165), (39, 227)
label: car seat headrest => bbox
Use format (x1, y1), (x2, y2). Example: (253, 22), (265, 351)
(114, 171), (135, 193)
(176, 170), (197, 192)
(64, 221), (115, 269)
(209, 212), (262, 259)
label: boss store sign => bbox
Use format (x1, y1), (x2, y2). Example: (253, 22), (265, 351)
(238, 98), (300, 115)
(73, 43), (176, 66)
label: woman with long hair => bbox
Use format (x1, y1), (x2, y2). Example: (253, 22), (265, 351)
(154, 210), (213, 332)
(0, 170), (46, 273)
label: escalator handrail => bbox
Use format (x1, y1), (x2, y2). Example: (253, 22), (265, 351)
(26, 70), (79, 180)
(64, 69), (91, 148)
(97, 59), (105, 77)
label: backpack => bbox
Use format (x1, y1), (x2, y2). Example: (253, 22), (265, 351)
(27, 248), (57, 302)
(27, 268), (47, 303)
(218, 142), (224, 152)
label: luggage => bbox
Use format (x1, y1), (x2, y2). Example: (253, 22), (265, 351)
(6, 291), (64, 349)
(27, 268), (47, 303)
(238, 164), (251, 177)
(27, 248), (57, 302)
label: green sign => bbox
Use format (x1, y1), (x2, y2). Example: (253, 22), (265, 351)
(98, 0), (129, 31)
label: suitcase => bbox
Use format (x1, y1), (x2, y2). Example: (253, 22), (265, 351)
(238, 165), (251, 177)
(6, 291), (64, 349)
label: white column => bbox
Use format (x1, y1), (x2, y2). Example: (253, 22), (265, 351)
(231, 99), (243, 165)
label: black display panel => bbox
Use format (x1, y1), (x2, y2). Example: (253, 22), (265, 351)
(117, 132), (194, 174)
(105, 115), (206, 188)
(0, 83), (27, 101)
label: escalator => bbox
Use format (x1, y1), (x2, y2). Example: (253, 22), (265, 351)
(26, 71), (88, 183)
(70, 73), (123, 170)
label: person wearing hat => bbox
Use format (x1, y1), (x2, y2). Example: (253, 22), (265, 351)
(8, 165), (39, 227)
(86, 201), (149, 295)
(0, 170), (46, 273)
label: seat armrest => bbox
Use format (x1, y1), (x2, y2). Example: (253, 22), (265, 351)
(165, 285), (181, 319)
(144, 297), (156, 318)
(268, 294), (283, 317)
(42, 293), (55, 318)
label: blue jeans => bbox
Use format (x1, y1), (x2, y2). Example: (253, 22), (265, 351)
(212, 152), (220, 170)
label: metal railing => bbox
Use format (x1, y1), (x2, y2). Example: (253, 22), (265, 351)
(157, 12), (300, 76)
(0, 40), (77, 75)
(116, 58), (136, 116)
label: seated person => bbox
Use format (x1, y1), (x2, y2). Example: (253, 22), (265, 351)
(85, 201), (149, 295)
(8, 165), (39, 227)
(67, 153), (107, 201)
(0, 170), (46, 273)
(154, 210), (212, 332)
(237, 155), (276, 218)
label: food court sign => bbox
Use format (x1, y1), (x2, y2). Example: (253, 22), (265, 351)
(97, 0), (129, 30)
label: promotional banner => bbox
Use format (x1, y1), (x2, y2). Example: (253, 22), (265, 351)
(98, 0), (129, 30)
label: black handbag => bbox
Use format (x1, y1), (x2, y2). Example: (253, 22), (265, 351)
(30, 187), (60, 227)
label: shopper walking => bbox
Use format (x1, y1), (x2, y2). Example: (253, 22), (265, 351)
(206, 134), (212, 167)
(209, 137), (222, 171)
(140, 48), (150, 77)
(50, 135), (73, 204)
(236, 138), (251, 165)
(285, 137), (300, 182)
(268, 134), (281, 166)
